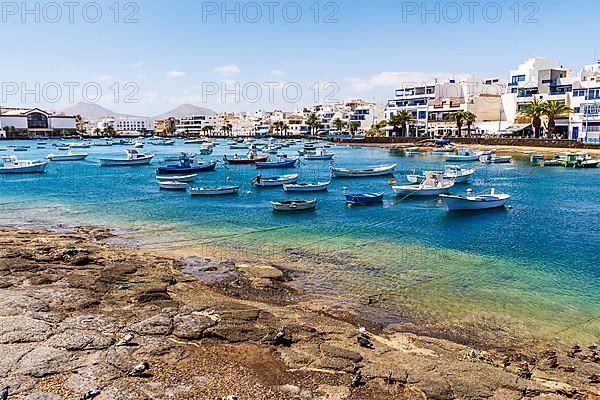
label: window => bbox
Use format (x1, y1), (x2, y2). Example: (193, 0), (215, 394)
(27, 112), (49, 129)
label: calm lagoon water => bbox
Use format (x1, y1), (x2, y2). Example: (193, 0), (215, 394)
(1, 139), (599, 344)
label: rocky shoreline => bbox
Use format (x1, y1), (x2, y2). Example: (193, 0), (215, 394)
(1, 226), (599, 399)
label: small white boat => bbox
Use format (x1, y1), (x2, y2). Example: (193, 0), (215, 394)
(431, 145), (455, 155)
(283, 181), (331, 192)
(271, 199), (317, 211)
(393, 172), (454, 197)
(57, 146), (70, 151)
(46, 152), (88, 161)
(0, 155), (48, 174)
(330, 163), (396, 178)
(0, 147), (6, 151)
(439, 188), (510, 211)
(156, 173), (199, 182)
(98, 149), (155, 166)
(253, 173), (299, 187)
(304, 148), (334, 160)
(158, 181), (188, 190)
(404, 146), (420, 156)
(95, 140), (113, 147)
(133, 141), (144, 148)
(480, 155), (512, 164)
(184, 138), (204, 144)
(445, 148), (482, 162)
(443, 165), (475, 183)
(189, 185), (240, 196)
(69, 142), (92, 148)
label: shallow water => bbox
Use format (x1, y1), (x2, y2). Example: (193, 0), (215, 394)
(1, 139), (599, 344)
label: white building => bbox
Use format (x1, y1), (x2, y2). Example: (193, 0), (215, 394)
(176, 114), (219, 135)
(0, 107), (77, 137)
(96, 117), (154, 134)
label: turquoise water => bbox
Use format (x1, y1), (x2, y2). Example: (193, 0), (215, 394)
(1, 139), (599, 344)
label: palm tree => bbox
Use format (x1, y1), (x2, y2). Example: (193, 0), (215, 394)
(519, 100), (545, 138)
(227, 123), (233, 136)
(350, 121), (361, 136)
(542, 100), (573, 139)
(282, 123), (289, 136)
(93, 128), (101, 137)
(446, 110), (471, 137)
(332, 118), (343, 133)
(388, 110), (415, 137)
(306, 113), (320, 135)
(104, 126), (116, 137)
(462, 111), (477, 137)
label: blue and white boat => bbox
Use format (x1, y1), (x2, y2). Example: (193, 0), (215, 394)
(0, 155), (48, 174)
(439, 188), (510, 211)
(256, 156), (298, 169)
(253, 173), (298, 187)
(150, 138), (175, 146)
(330, 163), (396, 178)
(343, 188), (384, 205)
(304, 148), (334, 160)
(156, 154), (217, 174)
(283, 181), (331, 192)
(445, 148), (482, 162)
(99, 149), (155, 166)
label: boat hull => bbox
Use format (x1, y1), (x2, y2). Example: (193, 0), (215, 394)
(255, 159), (298, 169)
(189, 186), (240, 196)
(283, 182), (330, 192)
(272, 199), (317, 211)
(445, 155), (479, 162)
(392, 185), (452, 197)
(253, 174), (298, 187)
(156, 161), (217, 174)
(223, 156), (268, 164)
(344, 193), (384, 205)
(330, 164), (396, 178)
(99, 156), (154, 166)
(156, 174), (198, 182)
(0, 163), (48, 174)
(440, 195), (509, 211)
(46, 154), (88, 161)
(159, 182), (188, 190)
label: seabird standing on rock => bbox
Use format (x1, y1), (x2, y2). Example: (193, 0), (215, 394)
(351, 370), (363, 388)
(357, 334), (373, 349)
(274, 328), (286, 345)
(81, 388), (101, 400)
(128, 362), (150, 377)
(0, 386), (9, 400)
(221, 396), (238, 400)
(116, 333), (135, 347)
(358, 326), (368, 336)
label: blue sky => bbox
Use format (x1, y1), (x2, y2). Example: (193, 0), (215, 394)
(2, 0), (599, 115)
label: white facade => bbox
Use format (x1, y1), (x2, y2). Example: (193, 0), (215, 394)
(176, 114), (219, 135)
(0, 108), (77, 136)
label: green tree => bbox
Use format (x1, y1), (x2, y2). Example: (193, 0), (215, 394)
(350, 121), (361, 136)
(542, 100), (573, 139)
(306, 113), (320, 135)
(388, 110), (415, 137)
(445, 110), (471, 137)
(104, 126), (116, 137)
(332, 118), (343, 133)
(462, 111), (477, 137)
(519, 100), (545, 138)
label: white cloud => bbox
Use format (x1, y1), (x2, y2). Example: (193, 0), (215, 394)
(131, 62), (145, 68)
(213, 65), (241, 76)
(167, 70), (186, 78)
(95, 74), (113, 81)
(346, 71), (471, 92)
(271, 69), (285, 77)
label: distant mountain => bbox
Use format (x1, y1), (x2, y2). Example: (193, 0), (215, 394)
(61, 102), (149, 120)
(154, 104), (216, 119)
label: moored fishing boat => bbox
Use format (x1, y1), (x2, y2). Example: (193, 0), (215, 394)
(223, 152), (267, 164)
(68, 142), (92, 148)
(574, 153), (600, 168)
(480, 155), (512, 164)
(14, 146), (29, 152)
(343, 189), (384, 205)
(0, 155), (48, 174)
(252, 173), (298, 187)
(150, 138), (175, 146)
(188, 185), (240, 196)
(304, 148), (334, 160)
(330, 163), (396, 178)
(271, 199), (317, 211)
(407, 165), (475, 184)
(158, 181), (188, 190)
(98, 149), (155, 166)
(155, 173), (199, 182)
(46, 152), (88, 161)
(133, 140), (144, 148)
(156, 154), (217, 174)
(393, 172), (454, 197)
(439, 188), (510, 211)
(445, 148), (482, 162)
(283, 181), (330, 192)
(198, 144), (213, 155)
(255, 156), (298, 169)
